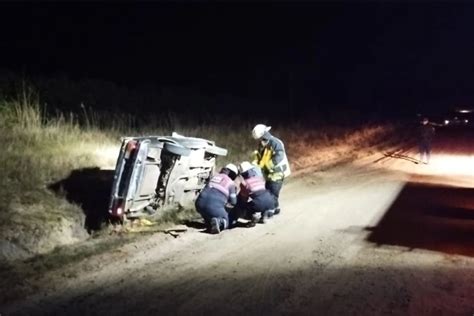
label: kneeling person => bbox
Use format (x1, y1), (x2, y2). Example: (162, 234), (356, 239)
(237, 161), (276, 226)
(195, 164), (238, 234)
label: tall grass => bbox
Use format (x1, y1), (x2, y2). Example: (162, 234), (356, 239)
(0, 90), (397, 263)
(0, 92), (125, 261)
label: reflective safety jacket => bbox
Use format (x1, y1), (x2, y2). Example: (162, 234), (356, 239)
(252, 132), (291, 181)
(208, 173), (237, 205)
(239, 169), (267, 199)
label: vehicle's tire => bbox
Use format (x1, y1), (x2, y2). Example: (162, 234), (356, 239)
(205, 145), (228, 156)
(163, 142), (191, 156)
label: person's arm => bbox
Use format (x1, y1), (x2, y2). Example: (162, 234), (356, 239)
(268, 138), (285, 171)
(228, 185), (237, 206)
(272, 146), (284, 166)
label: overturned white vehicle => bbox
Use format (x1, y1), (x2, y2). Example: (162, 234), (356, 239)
(108, 132), (227, 221)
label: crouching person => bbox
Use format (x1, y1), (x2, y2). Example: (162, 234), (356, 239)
(237, 161), (276, 227)
(195, 164), (238, 234)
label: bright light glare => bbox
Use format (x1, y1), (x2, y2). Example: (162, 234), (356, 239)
(94, 144), (120, 169)
(370, 152), (474, 188)
(406, 153), (474, 188)
(432, 154), (474, 177)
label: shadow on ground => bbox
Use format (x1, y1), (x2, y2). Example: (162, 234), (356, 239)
(49, 167), (114, 233)
(183, 219), (207, 230)
(183, 218), (253, 233)
(372, 143), (418, 164)
(2, 265), (473, 315)
(367, 181), (474, 257)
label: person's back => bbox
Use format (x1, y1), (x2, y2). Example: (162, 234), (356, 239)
(419, 122), (435, 143)
(238, 162), (276, 225)
(240, 167), (265, 194)
(203, 172), (236, 203)
(195, 164), (238, 233)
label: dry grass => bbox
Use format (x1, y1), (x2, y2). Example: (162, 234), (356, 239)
(0, 92), (122, 261)
(277, 124), (394, 174)
(0, 91), (398, 264)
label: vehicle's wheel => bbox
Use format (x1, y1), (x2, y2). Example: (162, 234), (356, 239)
(205, 145), (227, 156)
(163, 142), (191, 156)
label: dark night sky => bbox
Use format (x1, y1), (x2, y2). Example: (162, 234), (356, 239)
(1, 2), (474, 116)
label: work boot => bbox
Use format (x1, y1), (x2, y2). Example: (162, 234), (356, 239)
(274, 208), (281, 215)
(248, 213), (260, 227)
(228, 219), (237, 229)
(220, 218), (228, 231)
(260, 210), (272, 224)
(210, 217), (220, 234)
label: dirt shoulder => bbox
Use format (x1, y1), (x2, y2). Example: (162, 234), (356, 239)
(2, 154), (473, 315)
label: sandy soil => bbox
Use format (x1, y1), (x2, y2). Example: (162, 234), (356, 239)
(1, 127), (473, 316)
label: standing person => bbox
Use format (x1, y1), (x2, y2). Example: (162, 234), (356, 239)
(251, 124), (291, 216)
(418, 117), (435, 164)
(195, 164), (238, 234)
(233, 161), (276, 227)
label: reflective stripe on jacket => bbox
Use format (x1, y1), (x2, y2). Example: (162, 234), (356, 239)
(242, 176), (266, 195)
(254, 133), (291, 181)
(208, 173), (236, 203)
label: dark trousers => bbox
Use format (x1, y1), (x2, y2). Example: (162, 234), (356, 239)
(230, 191), (276, 223)
(419, 141), (432, 162)
(228, 198), (248, 224)
(266, 180), (283, 209)
(195, 190), (229, 229)
(250, 191), (276, 213)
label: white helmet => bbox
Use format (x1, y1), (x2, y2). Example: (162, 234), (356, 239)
(224, 163), (238, 175)
(239, 161), (254, 174)
(252, 124), (271, 140)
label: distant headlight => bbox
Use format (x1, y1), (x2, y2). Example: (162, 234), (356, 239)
(464, 119), (469, 123)
(444, 119), (450, 125)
